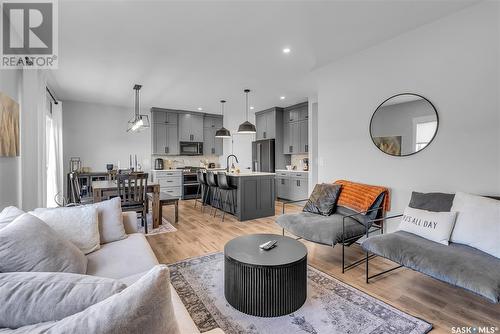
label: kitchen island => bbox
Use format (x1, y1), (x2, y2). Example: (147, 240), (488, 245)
(205, 171), (276, 221)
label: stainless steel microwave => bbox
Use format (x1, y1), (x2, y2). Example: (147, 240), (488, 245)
(179, 142), (203, 155)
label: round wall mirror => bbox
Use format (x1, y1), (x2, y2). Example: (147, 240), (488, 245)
(369, 93), (438, 157)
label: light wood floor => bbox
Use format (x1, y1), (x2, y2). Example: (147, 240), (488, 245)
(147, 200), (500, 334)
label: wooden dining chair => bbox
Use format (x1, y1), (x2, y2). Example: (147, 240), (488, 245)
(68, 172), (93, 205)
(116, 173), (149, 233)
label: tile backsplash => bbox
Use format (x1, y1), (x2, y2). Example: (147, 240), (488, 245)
(152, 155), (221, 169)
(291, 154), (308, 171)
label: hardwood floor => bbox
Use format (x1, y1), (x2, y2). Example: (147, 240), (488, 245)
(147, 200), (500, 334)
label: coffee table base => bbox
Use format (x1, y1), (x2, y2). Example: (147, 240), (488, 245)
(224, 255), (307, 317)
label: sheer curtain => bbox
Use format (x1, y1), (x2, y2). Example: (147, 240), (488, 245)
(45, 94), (63, 207)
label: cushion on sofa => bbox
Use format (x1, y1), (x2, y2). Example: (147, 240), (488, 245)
(87, 197), (127, 244)
(276, 212), (367, 246)
(31, 206), (100, 254)
(303, 183), (342, 216)
(0, 206), (25, 228)
(362, 231), (500, 303)
(397, 207), (457, 245)
(1, 265), (180, 334)
(0, 271), (126, 329)
(86, 233), (159, 280)
(409, 191), (455, 212)
(0, 214), (87, 274)
(450, 192), (500, 258)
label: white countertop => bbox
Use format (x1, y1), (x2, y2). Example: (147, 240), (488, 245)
(275, 169), (309, 173)
(228, 172), (276, 177)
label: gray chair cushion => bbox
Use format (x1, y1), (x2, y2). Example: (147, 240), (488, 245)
(0, 272), (126, 329)
(0, 214), (87, 274)
(362, 231), (500, 303)
(409, 192), (455, 212)
(276, 212), (366, 246)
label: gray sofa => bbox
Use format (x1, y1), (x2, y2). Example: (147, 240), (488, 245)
(361, 193), (500, 303)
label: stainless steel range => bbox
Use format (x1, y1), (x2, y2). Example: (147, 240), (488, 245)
(178, 167), (203, 199)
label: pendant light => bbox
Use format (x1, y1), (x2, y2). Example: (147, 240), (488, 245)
(237, 89), (256, 133)
(127, 84), (150, 132)
(215, 100), (231, 138)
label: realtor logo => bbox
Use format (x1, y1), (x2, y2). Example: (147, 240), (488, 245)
(1, 0), (58, 68)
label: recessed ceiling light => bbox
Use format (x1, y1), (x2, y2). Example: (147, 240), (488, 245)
(280, 96), (285, 100)
(250, 106), (254, 110)
(283, 48), (291, 54)
(197, 107), (203, 111)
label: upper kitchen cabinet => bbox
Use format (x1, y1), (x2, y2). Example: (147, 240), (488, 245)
(179, 113), (204, 142)
(152, 123), (179, 155)
(285, 102), (308, 123)
(283, 102), (309, 154)
(152, 110), (178, 124)
(203, 115), (223, 156)
(255, 108), (277, 140)
(203, 116), (223, 129)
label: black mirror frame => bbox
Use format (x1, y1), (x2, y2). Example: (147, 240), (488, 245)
(369, 93), (439, 157)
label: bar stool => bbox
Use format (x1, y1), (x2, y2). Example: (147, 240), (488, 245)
(216, 172), (237, 222)
(205, 171), (220, 216)
(194, 170), (209, 212)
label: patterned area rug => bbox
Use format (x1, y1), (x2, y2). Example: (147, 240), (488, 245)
(137, 213), (177, 235)
(169, 253), (432, 334)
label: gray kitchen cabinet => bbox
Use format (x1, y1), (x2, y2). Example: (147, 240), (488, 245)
(153, 123), (179, 155)
(276, 177), (290, 199)
(152, 111), (177, 124)
(179, 113), (204, 142)
(255, 109), (276, 140)
(283, 122), (300, 154)
(203, 127), (223, 155)
(291, 177), (308, 200)
(204, 116), (223, 129)
(256, 113), (266, 140)
(299, 119), (308, 153)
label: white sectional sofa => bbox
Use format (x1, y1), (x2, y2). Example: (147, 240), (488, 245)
(94, 212), (223, 334)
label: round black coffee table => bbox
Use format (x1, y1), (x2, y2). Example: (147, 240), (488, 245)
(224, 234), (307, 317)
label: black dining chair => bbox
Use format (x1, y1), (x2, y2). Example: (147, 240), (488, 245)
(116, 173), (149, 233)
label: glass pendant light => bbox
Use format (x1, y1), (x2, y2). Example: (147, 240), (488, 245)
(215, 100), (231, 138)
(237, 89), (256, 133)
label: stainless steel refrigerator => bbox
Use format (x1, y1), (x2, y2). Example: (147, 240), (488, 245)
(252, 139), (275, 172)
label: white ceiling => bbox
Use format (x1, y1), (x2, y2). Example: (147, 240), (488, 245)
(48, 0), (478, 116)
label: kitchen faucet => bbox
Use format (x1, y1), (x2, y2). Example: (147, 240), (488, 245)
(226, 154), (239, 172)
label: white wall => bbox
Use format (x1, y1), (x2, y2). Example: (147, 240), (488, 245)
(62, 101), (152, 174)
(0, 70), (22, 207)
(314, 2), (499, 231)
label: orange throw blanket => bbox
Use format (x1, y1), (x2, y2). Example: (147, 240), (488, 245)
(334, 180), (391, 214)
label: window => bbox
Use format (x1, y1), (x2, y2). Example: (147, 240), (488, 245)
(415, 120), (437, 151)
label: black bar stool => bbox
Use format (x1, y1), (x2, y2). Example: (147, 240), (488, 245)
(216, 172), (237, 222)
(205, 171), (220, 216)
(194, 170), (209, 212)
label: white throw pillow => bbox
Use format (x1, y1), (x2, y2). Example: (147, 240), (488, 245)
(450, 192), (500, 258)
(0, 271), (126, 329)
(0, 213), (87, 274)
(31, 206), (100, 254)
(397, 206), (457, 245)
(0, 206), (25, 227)
(87, 197), (127, 244)
(10, 265), (181, 334)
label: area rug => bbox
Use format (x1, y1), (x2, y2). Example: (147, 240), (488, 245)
(169, 252), (432, 334)
(137, 213), (177, 235)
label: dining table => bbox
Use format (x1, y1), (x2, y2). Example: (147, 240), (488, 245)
(92, 180), (162, 229)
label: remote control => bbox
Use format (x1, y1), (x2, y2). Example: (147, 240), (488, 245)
(259, 240), (277, 250)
